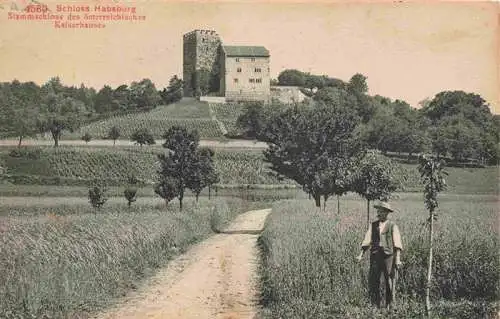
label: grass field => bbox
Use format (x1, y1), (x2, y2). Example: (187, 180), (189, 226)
(0, 197), (265, 318)
(61, 99), (226, 140)
(257, 195), (499, 318)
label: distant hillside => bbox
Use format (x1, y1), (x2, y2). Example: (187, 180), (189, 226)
(62, 99), (226, 140)
(1, 146), (497, 194)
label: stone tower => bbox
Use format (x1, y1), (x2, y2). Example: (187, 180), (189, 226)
(183, 29), (222, 97)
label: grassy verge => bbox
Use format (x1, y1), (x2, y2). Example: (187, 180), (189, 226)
(0, 197), (263, 318)
(257, 195), (499, 318)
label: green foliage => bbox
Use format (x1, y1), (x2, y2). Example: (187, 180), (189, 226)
(277, 69), (307, 86)
(422, 91), (491, 125)
(88, 181), (108, 209)
(258, 197), (499, 319)
(123, 187), (138, 207)
(261, 101), (365, 207)
(81, 132), (92, 144)
(418, 155), (447, 213)
(347, 73), (368, 95)
(131, 128), (155, 146)
(128, 78), (162, 109)
(351, 152), (399, 223)
(423, 91), (498, 163)
(236, 101), (266, 138)
(154, 176), (181, 206)
(38, 91), (88, 147)
(187, 147), (219, 201)
(107, 126), (120, 144)
(160, 75), (183, 104)
(157, 126), (201, 209)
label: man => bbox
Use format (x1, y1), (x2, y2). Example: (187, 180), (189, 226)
(356, 201), (402, 308)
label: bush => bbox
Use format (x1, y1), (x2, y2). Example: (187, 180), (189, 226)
(124, 187), (138, 207)
(131, 128), (155, 146)
(88, 182), (108, 209)
(81, 133), (92, 144)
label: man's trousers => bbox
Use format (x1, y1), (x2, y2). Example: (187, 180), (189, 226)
(369, 249), (395, 308)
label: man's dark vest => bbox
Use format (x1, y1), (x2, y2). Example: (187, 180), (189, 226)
(371, 220), (394, 255)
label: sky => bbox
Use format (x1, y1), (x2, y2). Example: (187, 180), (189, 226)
(0, 0), (498, 113)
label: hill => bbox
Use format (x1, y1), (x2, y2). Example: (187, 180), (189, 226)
(63, 99), (226, 140)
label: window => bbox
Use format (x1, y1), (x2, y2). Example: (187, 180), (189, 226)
(234, 78), (239, 83)
(249, 79), (255, 83)
(251, 58), (255, 62)
(255, 68), (261, 72)
(237, 67), (242, 73)
(256, 78), (262, 83)
(235, 58), (240, 62)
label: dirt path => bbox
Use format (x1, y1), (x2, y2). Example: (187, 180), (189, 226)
(94, 208), (271, 319)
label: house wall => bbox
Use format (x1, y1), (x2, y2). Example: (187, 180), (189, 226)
(223, 56), (270, 103)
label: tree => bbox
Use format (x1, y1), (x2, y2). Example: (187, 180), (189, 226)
(38, 93), (87, 147)
(422, 91), (491, 126)
(129, 79), (162, 109)
(277, 69), (306, 86)
(107, 126), (121, 146)
(94, 85), (115, 113)
(131, 128), (155, 146)
(347, 73), (368, 95)
(124, 175), (139, 207)
(236, 101), (266, 138)
(158, 126), (200, 210)
(160, 75), (183, 104)
(154, 175), (180, 207)
(418, 155), (447, 317)
(260, 101), (365, 208)
(429, 115), (482, 162)
(304, 74), (326, 91)
(2, 95), (38, 147)
(351, 152), (399, 227)
(187, 147), (219, 202)
(88, 180), (108, 210)
(112, 85), (130, 111)
(81, 132), (92, 144)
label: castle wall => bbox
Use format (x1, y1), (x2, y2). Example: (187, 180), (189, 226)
(182, 30), (221, 97)
(224, 56), (270, 103)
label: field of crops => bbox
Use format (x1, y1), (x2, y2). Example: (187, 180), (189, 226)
(63, 100), (224, 140)
(0, 197), (259, 318)
(209, 103), (245, 136)
(0, 147), (288, 186)
(1, 146), (498, 194)
(258, 195), (499, 318)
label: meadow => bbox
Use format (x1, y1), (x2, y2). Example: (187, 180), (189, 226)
(257, 195), (499, 318)
(0, 197), (265, 318)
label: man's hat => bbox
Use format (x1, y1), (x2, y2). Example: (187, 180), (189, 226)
(373, 201), (394, 212)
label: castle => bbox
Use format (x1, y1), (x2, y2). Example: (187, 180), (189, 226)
(183, 29), (271, 103)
